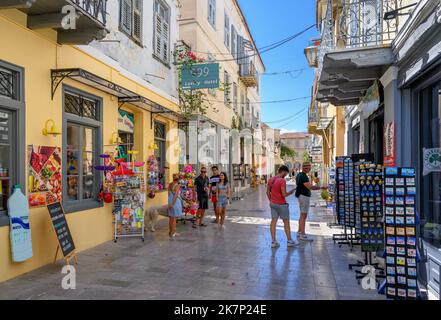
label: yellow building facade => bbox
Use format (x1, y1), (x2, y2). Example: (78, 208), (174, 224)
(0, 7), (179, 283)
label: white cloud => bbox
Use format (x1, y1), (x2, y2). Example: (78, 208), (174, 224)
(279, 128), (298, 134)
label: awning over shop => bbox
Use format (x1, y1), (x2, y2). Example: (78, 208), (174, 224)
(317, 46), (393, 106)
(51, 68), (182, 124)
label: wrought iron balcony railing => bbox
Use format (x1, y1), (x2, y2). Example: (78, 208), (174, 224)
(239, 62), (258, 87)
(337, 0), (403, 48)
(71, 0), (108, 26)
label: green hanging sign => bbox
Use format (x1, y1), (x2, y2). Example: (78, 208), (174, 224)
(181, 63), (220, 90)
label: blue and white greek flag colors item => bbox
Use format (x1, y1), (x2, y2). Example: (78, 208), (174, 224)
(8, 185), (33, 262)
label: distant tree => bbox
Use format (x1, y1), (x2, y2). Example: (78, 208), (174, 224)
(281, 144), (297, 159)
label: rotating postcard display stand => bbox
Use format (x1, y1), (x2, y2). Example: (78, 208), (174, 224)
(112, 151), (146, 242)
(333, 157), (358, 247)
(382, 167), (420, 300)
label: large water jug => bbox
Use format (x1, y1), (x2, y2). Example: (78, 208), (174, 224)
(8, 185), (33, 262)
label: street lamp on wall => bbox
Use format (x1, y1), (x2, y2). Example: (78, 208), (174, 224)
(383, 3), (417, 20)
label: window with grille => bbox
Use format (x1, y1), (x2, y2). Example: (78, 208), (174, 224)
(64, 92), (100, 121)
(224, 12), (230, 49)
(153, 0), (170, 64)
(63, 88), (102, 213)
(120, 0), (143, 44)
(0, 67), (18, 100)
(207, 0), (216, 29)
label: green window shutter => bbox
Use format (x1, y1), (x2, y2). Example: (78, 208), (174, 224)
(120, 0), (132, 34)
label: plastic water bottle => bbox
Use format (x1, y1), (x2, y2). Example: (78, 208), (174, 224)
(8, 185), (33, 262)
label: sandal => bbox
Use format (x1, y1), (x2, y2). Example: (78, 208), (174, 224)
(199, 223), (207, 227)
(192, 224), (198, 229)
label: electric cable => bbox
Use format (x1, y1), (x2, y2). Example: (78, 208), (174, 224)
(185, 24), (315, 63)
(205, 95), (311, 105)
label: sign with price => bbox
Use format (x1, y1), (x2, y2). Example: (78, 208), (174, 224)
(181, 63), (220, 90)
(47, 202), (77, 263)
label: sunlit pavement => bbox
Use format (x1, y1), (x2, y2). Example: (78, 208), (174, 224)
(0, 186), (385, 300)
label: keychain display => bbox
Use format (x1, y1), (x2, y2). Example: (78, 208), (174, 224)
(384, 167), (418, 300)
(359, 163), (384, 252)
(179, 165), (197, 219)
(112, 153), (146, 242)
(147, 155), (163, 199)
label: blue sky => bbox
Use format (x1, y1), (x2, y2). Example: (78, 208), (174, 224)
(238, 0), (318, 133)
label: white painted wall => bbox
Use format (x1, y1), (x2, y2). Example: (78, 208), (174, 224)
(86, 0), (180, 101)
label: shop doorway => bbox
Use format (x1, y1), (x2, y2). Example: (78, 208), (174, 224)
(368, 107), (384, 164)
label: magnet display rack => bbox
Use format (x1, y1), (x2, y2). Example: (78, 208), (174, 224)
(113, 167), (146, 242)
(351, 162), (386, 283)
(333, 157), (349, 245)
(384, 167), (419, 300)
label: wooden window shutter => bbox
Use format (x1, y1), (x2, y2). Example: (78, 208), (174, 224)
(162, 19), (169, 62)
(133, 0), (142, 42)
(155, 12), (162, 57)
(120, 0), (132, 34)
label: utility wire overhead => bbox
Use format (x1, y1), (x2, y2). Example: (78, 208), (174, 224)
(202, 24), (316, 63)
(186, 24), (315, 58)
(264, 107), (309, 124)
(205, 96), (311, 105)
(275, 109), (307, 129)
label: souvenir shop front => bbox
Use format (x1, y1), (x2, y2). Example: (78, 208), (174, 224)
(0, 24), (180, 282)
(393, 2), (441, 298)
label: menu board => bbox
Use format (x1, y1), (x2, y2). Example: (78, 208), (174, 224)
(47, 202), (75, 258)
(384, 167), (418, 300)
(359, 163), (384, 252)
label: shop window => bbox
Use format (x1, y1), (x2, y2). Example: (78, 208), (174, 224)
(419, 85), (441, 247)
(63, 88), (102, 213)
(154, 121), (166, 186)
(0, 110), (14, 215)
(0, 61), (24, 224)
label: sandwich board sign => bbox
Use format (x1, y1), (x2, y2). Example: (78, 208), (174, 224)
(181, 63), (220, 90)
(47, 202), (77, 265)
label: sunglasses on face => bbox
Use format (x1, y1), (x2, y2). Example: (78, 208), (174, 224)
(201, 171), (207, 173)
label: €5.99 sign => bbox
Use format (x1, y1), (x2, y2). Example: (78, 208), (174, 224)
(181, 63), (220, 90)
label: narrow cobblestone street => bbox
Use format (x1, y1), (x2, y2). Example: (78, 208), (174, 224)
(0, 186), (384, 300)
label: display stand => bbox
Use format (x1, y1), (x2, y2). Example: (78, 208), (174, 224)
(333, 157), (355, 247)
(352, 163), (385, 283)
(383, 167), (419, 300)
(112, 166), (146, 242)
(178, 165), (197, 224)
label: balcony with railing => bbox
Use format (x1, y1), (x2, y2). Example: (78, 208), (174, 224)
(239, 62), (259, 87)
(1, 0), (108, 44)
(313, 0), (412, 106)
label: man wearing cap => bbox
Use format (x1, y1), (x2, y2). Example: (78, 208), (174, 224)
(295, 162), (320, 241)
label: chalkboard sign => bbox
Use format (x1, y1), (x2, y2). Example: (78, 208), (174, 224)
(47, 202), (75, 258)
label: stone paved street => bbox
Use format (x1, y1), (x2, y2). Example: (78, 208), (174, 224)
(0, 186), (385, 300)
